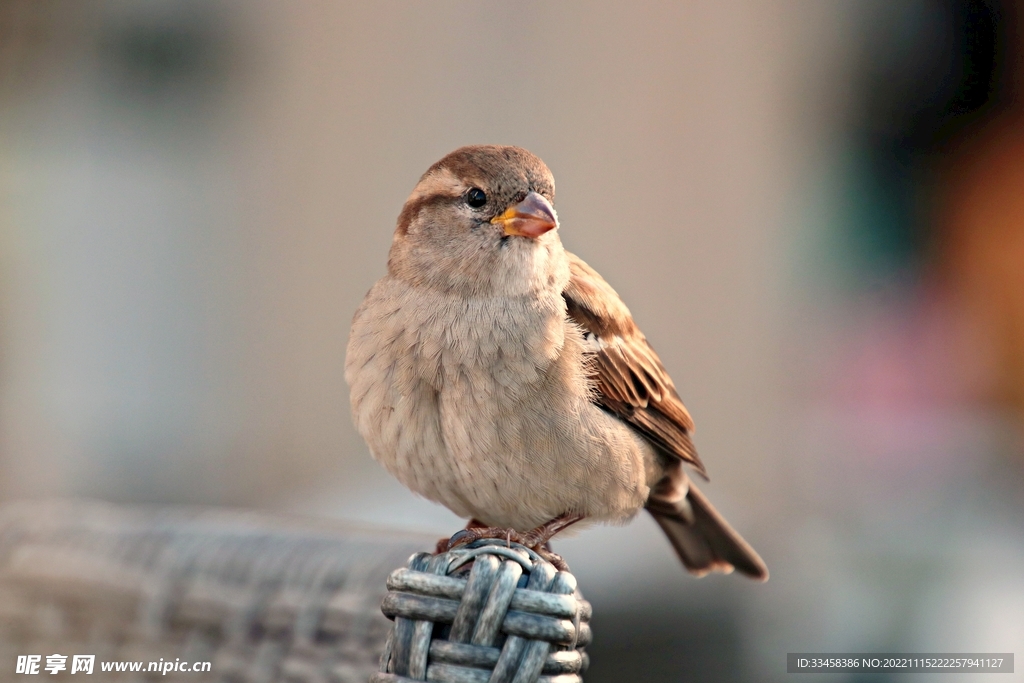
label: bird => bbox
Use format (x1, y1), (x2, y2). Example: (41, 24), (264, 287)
(345, 145), (768, 580)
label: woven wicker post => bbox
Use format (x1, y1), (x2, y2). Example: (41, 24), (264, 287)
(372, 539), (592, 683)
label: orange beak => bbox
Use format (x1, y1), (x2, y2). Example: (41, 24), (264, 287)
(490, 191), (558, 238)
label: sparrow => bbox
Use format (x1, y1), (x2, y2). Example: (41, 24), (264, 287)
(345, 145), (767, 580)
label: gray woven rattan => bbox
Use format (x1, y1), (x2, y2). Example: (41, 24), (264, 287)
(373, 540), (592, 683)
(0, 499), (431, 682)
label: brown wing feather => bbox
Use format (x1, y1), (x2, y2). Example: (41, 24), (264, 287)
(562, 252), (706, 477)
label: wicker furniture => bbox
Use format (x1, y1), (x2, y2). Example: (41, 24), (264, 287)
(0, 500), (430, 682)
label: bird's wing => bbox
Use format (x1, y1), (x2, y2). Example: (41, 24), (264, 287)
(562, 251), (706, 477)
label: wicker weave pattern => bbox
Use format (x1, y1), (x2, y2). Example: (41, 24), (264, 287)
(0, 500), (430, 683)
(373, 541), (591, 683)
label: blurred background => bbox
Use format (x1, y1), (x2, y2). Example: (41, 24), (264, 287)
(1, 1), (1023, 681)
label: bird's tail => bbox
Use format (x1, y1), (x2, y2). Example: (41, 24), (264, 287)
(646, 462), (768, 581)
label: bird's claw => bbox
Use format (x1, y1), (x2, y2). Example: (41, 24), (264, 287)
(435, 526), (571, 571)
(535, 547), (570, 571)
(441, 526), (525, 552)
(435, 514), (582, 570)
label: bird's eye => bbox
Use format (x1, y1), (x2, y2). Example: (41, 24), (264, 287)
(466, 187), (487, 208)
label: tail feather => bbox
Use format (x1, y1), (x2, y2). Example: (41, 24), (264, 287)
(647, 469), (768, 581)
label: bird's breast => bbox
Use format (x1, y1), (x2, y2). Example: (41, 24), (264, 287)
(346, 275), (652, 529)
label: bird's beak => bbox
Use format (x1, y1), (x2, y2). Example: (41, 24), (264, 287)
(490, 191), (558, 238)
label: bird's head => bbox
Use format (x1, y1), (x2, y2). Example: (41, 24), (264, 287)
(387, 145), (568, 297)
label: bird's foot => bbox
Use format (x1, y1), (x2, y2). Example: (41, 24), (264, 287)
(436, 514), (583, 571)
(442, 525), (528, 552)
(516, 513), (585, 548)
(534, 545), (570, 572)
